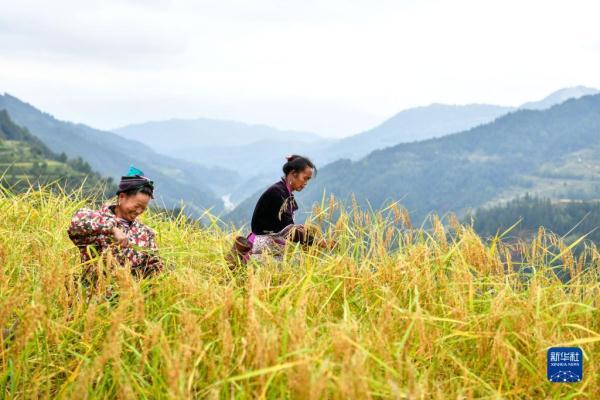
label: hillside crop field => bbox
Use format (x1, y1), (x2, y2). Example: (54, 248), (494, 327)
(0, 188), (598, 399)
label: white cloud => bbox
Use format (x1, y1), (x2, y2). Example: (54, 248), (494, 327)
(0, 1), (187, 67)
(1, 0), (599, 137)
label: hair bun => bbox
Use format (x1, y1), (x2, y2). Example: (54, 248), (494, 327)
(282, 154), (317, 177)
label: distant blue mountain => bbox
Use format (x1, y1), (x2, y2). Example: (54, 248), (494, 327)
(114, 118), (323, 152)
(315, 103), (514, 164)
(519, 85), (599, 110)
(113, 118), (330, 205)
(314, 86), (599, 164)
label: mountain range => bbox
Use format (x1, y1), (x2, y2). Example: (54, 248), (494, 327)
(227, 92), (600, 227)
(0, 94), (242, 214)
(3, 86), (598, 222)
(114, 86), (598, 209)
(114, 118), (323, 152)
(311, 85), (600, 164)
(114, 118), (332, 202)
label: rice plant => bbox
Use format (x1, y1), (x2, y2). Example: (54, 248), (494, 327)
(0, 186), (598, 399)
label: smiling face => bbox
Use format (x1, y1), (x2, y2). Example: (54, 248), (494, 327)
(115, 192), (151, 221)
(287, 166), (313, 192)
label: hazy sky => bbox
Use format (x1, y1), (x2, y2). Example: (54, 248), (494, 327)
(2, 0), (600, 137)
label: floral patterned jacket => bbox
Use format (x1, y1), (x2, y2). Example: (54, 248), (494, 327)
(67, 204), (163, 275)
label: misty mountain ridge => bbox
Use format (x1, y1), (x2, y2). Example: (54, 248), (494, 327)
(317, 85), (600, 163)
(3, 85), (596, 219)
(109, 86), (598, 211)
(113, 86), (598, 187)
(227, 92), (600, 227)
(114, 117), (323, 153)
(519, 85), (599, 110)
(0, 93), (241, 214)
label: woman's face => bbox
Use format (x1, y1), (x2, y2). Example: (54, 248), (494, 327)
(288, 167), (313, 192)
(116, 192), (151, 221)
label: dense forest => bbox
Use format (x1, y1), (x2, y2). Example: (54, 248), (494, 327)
(471, 195), (600, 244)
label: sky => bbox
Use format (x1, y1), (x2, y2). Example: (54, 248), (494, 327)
(1, 0), (600, 138)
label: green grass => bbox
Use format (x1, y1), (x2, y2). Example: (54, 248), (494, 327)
(0, 187), (598, 399)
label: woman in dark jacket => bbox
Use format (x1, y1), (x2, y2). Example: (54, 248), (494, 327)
(228, 155), (327, 265)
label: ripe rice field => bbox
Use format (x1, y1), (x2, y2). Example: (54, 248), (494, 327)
(0, 187), (598, 399)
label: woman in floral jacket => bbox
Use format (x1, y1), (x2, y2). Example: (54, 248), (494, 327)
(68, 169), (163, 278)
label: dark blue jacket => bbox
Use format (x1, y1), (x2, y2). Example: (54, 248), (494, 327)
(251, 179), (297, 235)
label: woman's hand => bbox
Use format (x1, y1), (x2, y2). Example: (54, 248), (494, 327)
(112, 227), (130, 248)
(317, 238), (336, 250)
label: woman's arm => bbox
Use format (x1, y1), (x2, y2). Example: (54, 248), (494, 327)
(121, 229), (164, 276)
(278, 224), (315, 245)
(283, 224), (335, 249)
(67, 208), (117, 246)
